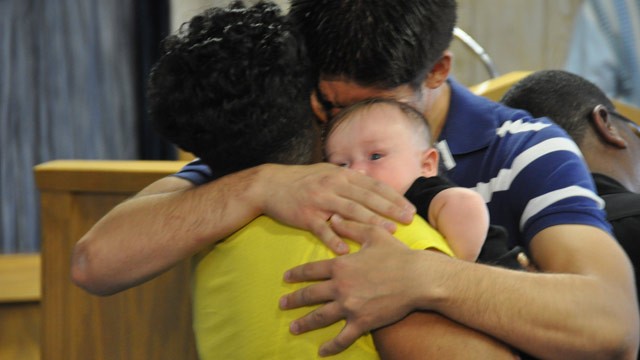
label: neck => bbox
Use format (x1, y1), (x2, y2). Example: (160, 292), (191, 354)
(615, 171), (640, 193)
(423, 81), (451, 140)
(584, 151), (640, 193)
(598, 170), (640, 193)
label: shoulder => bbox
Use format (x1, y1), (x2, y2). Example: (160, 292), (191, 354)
(492, 116), (578, 163)
(396, 216), (454, 256)
(446, 79), (568, 155)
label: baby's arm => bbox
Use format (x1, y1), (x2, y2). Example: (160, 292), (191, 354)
(428, 187), (488, 261)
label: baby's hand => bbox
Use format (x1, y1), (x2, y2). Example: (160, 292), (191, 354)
(517, 252), (538, 272)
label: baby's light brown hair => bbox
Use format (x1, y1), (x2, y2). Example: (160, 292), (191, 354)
(323, 98), (433, 160)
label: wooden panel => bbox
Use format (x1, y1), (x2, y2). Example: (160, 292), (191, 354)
(36, 161), (197, 360)
(0, 302), (40, 360)
(40, 191), (72, 359)
(0, 254), (41, 360)
(0, 254), (41, 302)
(34, 160), (187, 193)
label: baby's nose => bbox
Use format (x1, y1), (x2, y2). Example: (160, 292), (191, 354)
(349, 163), (368, 175)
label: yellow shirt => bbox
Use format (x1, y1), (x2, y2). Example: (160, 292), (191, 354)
(192, 215), (452, 359)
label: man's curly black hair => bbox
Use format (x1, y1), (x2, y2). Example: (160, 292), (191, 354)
(148, 1), (318, 176)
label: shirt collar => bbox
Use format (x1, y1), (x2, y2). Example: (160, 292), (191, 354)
(439, 79), (529, 155)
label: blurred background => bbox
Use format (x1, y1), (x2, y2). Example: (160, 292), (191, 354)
(0, 0), (592, 253)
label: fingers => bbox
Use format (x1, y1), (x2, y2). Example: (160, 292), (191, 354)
(284, 302), (364, 357)
(307, 217), (350, 255)
(340, 170), (416, 225)
(517, 252), (539, 272)
(283, 258), (334, 283)
(318, 323), (363, 357)
(287, 301), (345, 335)
(517, 252), (529, 268)
(331, 198), (401, 234)
(329, 214), (394, 247)
(280, 260), (335, 310)
(313, 165), (414, 227)
(279, 282), (335, 312)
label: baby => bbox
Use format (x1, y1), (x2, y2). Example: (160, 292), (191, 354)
(325, 98), (488, 261)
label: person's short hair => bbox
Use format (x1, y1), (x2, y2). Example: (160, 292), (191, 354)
(501, 70), (614, 144)
(289, 0), (457, 89)
(324, 98), (433, 155)
(148, 1), (317, 176)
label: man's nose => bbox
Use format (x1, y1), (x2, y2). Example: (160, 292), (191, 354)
(329, 108), (342, 118)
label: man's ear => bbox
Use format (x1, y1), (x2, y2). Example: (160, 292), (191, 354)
(421, 148), (440, 177)
(591, 105), (627, 149)
(425, 51), (452, 89)
(310, 90), (329, 123)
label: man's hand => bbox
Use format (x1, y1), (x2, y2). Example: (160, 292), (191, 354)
(259, 163), (416, 254)
(279, 215), (427, 356)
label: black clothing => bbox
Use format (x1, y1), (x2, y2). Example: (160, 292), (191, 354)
(404, 176), (525, 270)
(593, 173), (640, 301)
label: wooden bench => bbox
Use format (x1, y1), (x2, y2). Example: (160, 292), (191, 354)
(470, 70), (640, 125)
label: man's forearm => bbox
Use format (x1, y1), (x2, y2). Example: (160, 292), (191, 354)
(71, 166), (266, 295)
(374, 310), (518, 360)
(281, 221), (638, 359)
(420, 227), (639, 359)
(71, 162), (416, 296)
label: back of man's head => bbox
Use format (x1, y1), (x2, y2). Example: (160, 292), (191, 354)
(289, 0), (457, 89)
(148, 1), (318, 176)
(501, 70), (614, 144)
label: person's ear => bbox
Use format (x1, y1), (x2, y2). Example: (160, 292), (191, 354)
(421, 147), (440, 177)
(425, 51), (452, 89)
(591, 105), (627, 149)
(310, 90), (329, 123)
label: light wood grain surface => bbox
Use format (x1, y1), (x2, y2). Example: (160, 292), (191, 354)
(36, 161), (197, 360)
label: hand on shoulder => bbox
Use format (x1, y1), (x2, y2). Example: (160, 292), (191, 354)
(257, 163), (416, 253)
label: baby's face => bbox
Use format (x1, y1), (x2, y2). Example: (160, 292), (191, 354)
(326, 104), (432, 194)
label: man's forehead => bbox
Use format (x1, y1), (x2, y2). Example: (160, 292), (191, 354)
(317, 79), (414, 107)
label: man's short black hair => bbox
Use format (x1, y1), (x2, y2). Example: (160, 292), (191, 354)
(501, 70), (614, 144)
(289, 0), (457, 89)
(148, 1), (318, 176)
